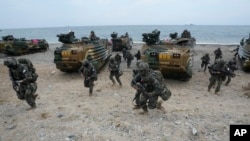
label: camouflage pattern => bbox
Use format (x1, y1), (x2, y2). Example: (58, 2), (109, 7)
(79, 60), (97, 95)
(201, 53), (210, 72)
(110, 32), (133, 51)
(4, 57), (37, 108)
(208, 59), (235, 93)
(131, 62), (170, 114)
(114, 53), (122, 66)
(214, 48), (223, 60)
(126, 50), (134, 68)
(108, 57), (122, 86)
(141, 29), (195, 80)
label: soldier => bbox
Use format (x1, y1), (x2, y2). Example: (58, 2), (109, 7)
(114, 53), (122, 66)
(201, 53), (210, 72)
(134, 50), (141, 61)
(108, 57), (122, 86)
(225, 59), (237, 86)
(89, 30), (97, 41)
(79, 60), (97, 96)
(122, 48), (127, 61)
(208, 59), (234, 94)
(214, 47), (223, 60)
(131, 62), (168, 114)
(126, 50), (134, 68)
(4, 57), (38, 110)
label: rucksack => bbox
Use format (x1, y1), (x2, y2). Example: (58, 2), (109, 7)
(151, 70), (171, 101)
(18, 58), (38, 82)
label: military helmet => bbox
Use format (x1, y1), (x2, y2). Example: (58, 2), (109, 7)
(3, 57), (17, 68)
(138, 62), (150, 76)
(82, 60), (90, 67)
(110, 56), (115, 61)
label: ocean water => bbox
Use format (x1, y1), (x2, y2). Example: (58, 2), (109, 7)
(0, 25), (249, 45)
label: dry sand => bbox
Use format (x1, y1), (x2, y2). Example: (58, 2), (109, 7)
(0, 43), (249, 141)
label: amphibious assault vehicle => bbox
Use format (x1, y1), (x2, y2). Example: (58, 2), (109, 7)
(0, 35), (49, 55)
(110, 32), (133, 51)
(54, 31), (111, 72)
(141, 29), (195, 80)
(238, 34), (250, 71)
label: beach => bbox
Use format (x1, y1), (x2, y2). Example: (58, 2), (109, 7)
(0, 43), (249, 141)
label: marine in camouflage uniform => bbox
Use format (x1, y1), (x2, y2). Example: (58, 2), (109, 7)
(108, 57), (122, 86)
(214, 47), (223, 60)
(208, 59), (233, 94)
(4, 57), (38, 109)
(122, 48), (127, 61)
(225, 59), (237, 86)
(114, 53), (122, 66)
(131, 62), (165, 114)
(126, 50), (134, 68)
(79, 60), (97, 96)
(201, 53), (210, 72)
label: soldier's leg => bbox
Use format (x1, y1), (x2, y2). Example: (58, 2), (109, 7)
(89, 80), (94, 96)
(133, 91), (141, 109)
(115, 74), (122, 86)
(208, 76), (216, 91)
(109, 73), (115, 85)
(148, 96), (158, 109)
(215, 78), (223, 94)
(225, 76), (231, 86)
(139, 94), (148, 114)
(16, 85), (25, 100)
(204, 64), (208, 72)
(24, 84), (36, 109)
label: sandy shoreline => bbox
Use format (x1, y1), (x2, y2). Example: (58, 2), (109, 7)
(0, 43), (249, 141)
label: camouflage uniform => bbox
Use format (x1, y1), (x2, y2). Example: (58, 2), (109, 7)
(79, 60), (97, 96)
(131, 62), (164, 114)
(4, 57), (37, 109)
(126, 50), (134, 68)
(134, 50), (141, 61)
(225, 60), (237, 86)
(108, 57), (122, 86)
(214, 48), (223, 60)
(89, 30), (97, 41)
(201, 53), (210, 72)
(114, 53), (122, 66)
(208, 59), (231, 93)
(122, 48), (127, 61)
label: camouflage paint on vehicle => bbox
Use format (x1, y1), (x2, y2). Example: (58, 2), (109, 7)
(110, 32), (133, 51)
(141, 29), (195, 80)
(238, 34), (250, 71)
(1, 35), (49, 55)
(54, 31), (111, 72)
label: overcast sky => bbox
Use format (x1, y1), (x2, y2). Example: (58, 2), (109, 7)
(1, 0), (250, 28)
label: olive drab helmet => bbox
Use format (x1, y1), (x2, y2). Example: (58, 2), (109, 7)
(3, 57), (18, 68)
(138, 62), (150, 77)
(110, 56), (115, 63)
(82, 60), (90, 68)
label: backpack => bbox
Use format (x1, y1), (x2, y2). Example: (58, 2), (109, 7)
(151, 70), (171, 101)
(18, 58), (38, 82)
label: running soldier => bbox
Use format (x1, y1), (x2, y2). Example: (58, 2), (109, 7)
(108, 57), (122, 86)
(201, 53), (210, 72)
(79, 60), (97, 96)
(4, 57), (38, 110)
(131, 62), (171, 114)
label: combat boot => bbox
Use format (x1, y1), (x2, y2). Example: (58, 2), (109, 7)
(33, 94), (38, 99)
(132, 105), (140, 110)
(139, 105), (148, 115)
(157, 100), (166, 113)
